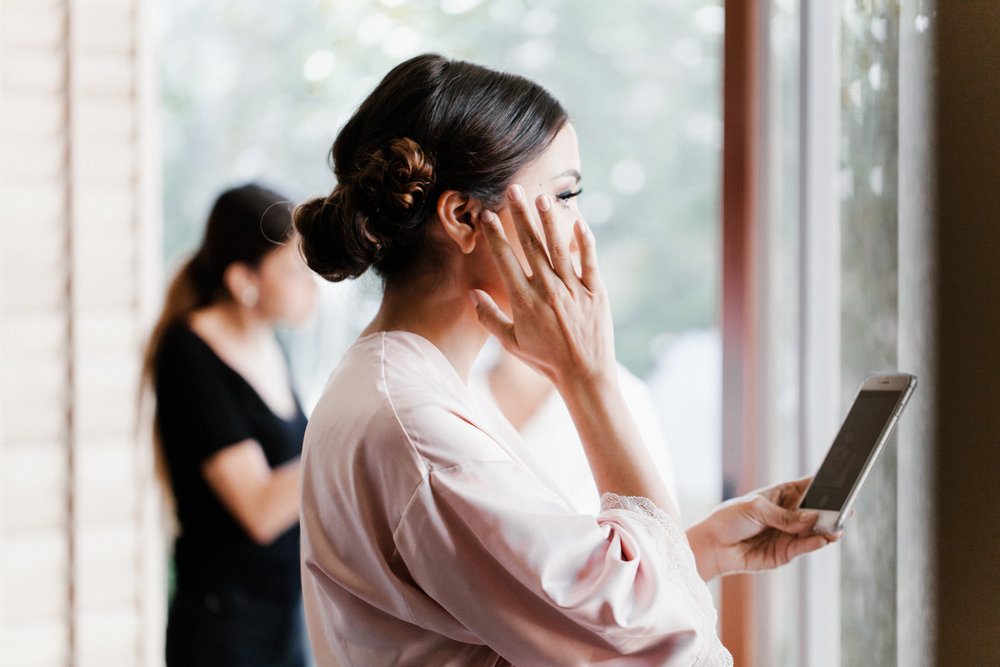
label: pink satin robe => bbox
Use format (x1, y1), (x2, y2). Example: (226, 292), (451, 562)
(300, 331), (732, 666)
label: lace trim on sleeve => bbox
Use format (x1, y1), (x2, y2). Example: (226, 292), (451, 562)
(600, 493), (733, 667)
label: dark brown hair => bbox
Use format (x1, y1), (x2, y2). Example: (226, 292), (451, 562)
(294, 53), (569, 283)
(141, 183), (295, 510)
(143, 183), (295, 379)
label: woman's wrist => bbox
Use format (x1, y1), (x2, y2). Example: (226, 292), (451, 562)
(551, 361), (619, 407)
(686, 522), (721, 581)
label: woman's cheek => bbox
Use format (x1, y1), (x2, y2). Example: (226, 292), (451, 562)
(273, 277), (318, 326)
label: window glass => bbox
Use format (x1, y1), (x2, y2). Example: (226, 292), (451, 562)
(761, 0), (804, 663)
(161, 0), (725, 518)
(838, 1), (900, 664)
(759, 1), (901, 663)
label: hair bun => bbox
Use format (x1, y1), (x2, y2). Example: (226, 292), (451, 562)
(294, 138), (438, 282)
(293, 188), (374, 281)
(356, 137), (436, 221)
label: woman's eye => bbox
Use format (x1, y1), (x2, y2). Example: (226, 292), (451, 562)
(555, 188), (582, 204)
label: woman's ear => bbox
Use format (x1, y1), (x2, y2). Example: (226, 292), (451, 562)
(222, 262), (261, 308)
(436, 190), (483, 254)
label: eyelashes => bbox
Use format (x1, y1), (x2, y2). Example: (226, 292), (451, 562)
(555, 188), (583, 203)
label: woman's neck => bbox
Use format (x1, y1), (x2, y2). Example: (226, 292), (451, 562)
(189, 300), (297, 419)
(364, 279), (489, 383)
(192, 300), (272, 346)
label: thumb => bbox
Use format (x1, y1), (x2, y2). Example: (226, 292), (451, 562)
(754, 496), (818, 534)
(469, 289), (515, 347)
(786, 533), (836, 561)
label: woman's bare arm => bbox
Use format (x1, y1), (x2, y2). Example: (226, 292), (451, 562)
(201, 440), (300, 545)
(473, 185), (678, 521)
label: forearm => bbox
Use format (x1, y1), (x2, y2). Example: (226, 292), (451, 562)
(248, 459), (301, 544)
(203, 443), (302, 545)
(558, 373), (680, 523)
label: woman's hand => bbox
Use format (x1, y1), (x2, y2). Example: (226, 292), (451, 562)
(471, 184), (615, 392)
(472, 184), (678, 517)
(686, 477), (839, 581)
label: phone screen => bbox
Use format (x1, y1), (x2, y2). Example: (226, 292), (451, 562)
(800, 389), (904, 510)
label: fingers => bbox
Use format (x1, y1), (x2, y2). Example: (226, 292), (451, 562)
(574, 218), (601, 291)
(786, 476), (812, 503)
(781, 476), (812, 497)
(505, 185), (549, 279)
(753, 496), (819, 535)
(469, 289), (515, 347)
(756, 475), (812, 510)
(479, 209), (529, 298)
(536, 194), (576, 282)
(786, 533), (836, 561)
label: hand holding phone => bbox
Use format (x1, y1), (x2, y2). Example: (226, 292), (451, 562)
(798, 372), (917, 533)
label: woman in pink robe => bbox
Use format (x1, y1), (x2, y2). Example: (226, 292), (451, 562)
(294, 53), (835, 666)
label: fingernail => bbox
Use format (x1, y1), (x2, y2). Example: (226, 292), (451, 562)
(536, 194), (551, 211)
(468, 290), (481, 307)
(798, 511), (818, 523)
(507, 185), (524, 201)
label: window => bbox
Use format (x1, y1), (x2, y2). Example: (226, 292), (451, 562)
(728, 1), (908, 664)
(161, 0), (726, 519)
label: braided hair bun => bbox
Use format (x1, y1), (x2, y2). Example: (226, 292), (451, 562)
(294, 53), (567, 283)
(295, 138), (435, 281)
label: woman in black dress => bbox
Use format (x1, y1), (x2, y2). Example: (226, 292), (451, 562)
(143, 184), (318, 666)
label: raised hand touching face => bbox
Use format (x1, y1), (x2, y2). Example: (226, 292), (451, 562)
(472, 182), (615, 393)
(469, 123), (619, 392)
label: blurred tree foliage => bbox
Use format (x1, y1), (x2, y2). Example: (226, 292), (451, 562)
(161, 0), (721, 374)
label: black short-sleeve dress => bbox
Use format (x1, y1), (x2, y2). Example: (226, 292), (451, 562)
(154, 323), (308, 667)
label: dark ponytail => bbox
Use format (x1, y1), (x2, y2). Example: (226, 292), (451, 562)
(295, 53), (568, 283)
(141, 183), (296, 510)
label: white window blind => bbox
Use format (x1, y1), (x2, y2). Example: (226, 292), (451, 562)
(0, 0), (164, 665)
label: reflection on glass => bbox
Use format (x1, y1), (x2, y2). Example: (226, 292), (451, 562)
(838, 1), (900, 665)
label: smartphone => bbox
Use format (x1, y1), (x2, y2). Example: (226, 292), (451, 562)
(798, 372), (918, 533)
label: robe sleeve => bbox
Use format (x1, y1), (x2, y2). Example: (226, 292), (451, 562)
(393, 456), (733, 666)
